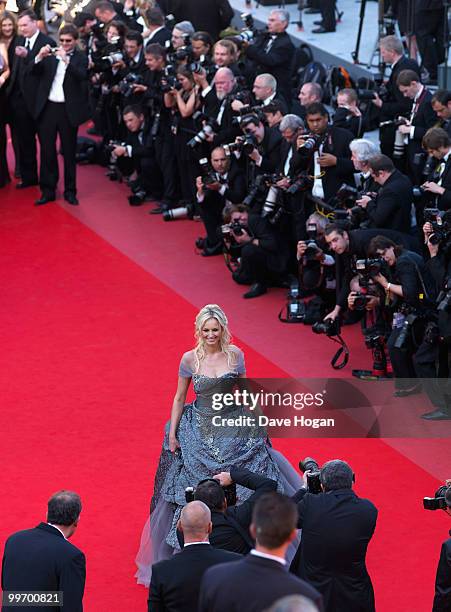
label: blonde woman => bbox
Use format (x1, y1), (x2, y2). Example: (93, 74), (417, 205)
(135, 304), (301, 586)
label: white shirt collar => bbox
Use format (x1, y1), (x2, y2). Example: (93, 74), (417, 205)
(27, 30), (40, 50)
(263, 92), (276, 106)
(184, 541), (210, 547)
(414, 84), (424, 103)
(250, 549), (286, 565)
(47, 523), (67, 539)
(133, 50), (141, 63)
(442, 151), (451, 163)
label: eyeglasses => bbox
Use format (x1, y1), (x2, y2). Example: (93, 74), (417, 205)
(59, 38), (74, 43)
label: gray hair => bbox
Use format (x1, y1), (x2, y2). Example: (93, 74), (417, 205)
(380, 35), (404, 56)
(320, 460), (353, 491)
(255, 73), (277, 93)
(306, 212), (329, 232)
(301, 82), (323, 101)
(266, 595), (320, 612)
(350, 138), (380, 162)
(270, 9), (289, 24)
(174, 21), (195, 35)
(279, 114), (305, 132)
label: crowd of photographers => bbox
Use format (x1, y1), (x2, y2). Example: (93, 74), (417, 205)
(1, 3), (450, 419)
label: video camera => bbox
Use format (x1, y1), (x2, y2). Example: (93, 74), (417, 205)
(423, 482), (450, 511)
(185, 480), (237, 507)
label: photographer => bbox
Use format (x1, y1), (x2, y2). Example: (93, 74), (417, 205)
(196, 146), (246, 256)
(224, 204), (290, 298)
(245, 9), (295, 104)
(418, 211), (451, 420)
(367, 235), (436, 396)
(333, 89), (366, 139)
(294, 83), (323, 122)
(349, 138), (380, 192)
(290, 459), (377, 612)
(294, 103), (355, 204)
(323, 224), (419, 322)
(371, 35), (421, 157)
(432, 90), (451, 138)
(421, 128), (451, 211)
(396, 70), (435, 183)
(110, 104), (161, 205)
(432, 484), (451, 610)
(170, 21), (195, 53)
(193, 465), (277, 554)
(356, 154), (413, 234)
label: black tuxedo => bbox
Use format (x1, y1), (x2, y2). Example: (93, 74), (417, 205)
(29, 48), (89, 198)
(149, 544), (239, 612)
(405, 88), (436, 182)
(202, 87), (242, 148)
(118, 120), (162, 195)
(1, 522), (85, 612)
(246, 32), (295, 103)
(169, 0), (234, 42)
(145, 27), (172, 47)
(365, 170), (413, 233)
(433, 537), (451, 612)
(332, 107), (365, 138)
(293, 126), (355, 203)
(290, 489), (377, 612)
(198, 162), (247, 248)
(7, 32), (55, 185)
(433, 154), (451, 210)
(199, 554), (323, 612)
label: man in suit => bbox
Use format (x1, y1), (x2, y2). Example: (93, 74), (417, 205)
(294, 103), (355, 204)
(196, 147), (247, 256)
(349, 138), (380, 193)
(290, 460), (377, 612)
(199, 492), (323, 612)
(356, 154), (413, 234)
(431, 90), (451, 138)
(371, 35), (421, 157)
(30, 24), (89, 205)
(169, 0), (234, 43)
(414, 0), (446, 84)
(396, 69), (436, 183)
(245, 9), (295, 105)
(422, 128), (451, 211)
(314, 0), (337, 33)
(193, 465), (278, 553)
(7, 9), (55, 189)
(1, 490), (85, 612)
(143, 7), (171, 47)
(432, 486), (451, 610)
(149, 501), (240, 612)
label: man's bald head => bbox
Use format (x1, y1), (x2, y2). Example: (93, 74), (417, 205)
(178, 501), (212, 542)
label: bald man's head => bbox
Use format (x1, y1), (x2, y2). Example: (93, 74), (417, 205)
(178, 501), (212, 543)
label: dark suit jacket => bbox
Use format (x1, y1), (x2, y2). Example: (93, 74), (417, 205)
(380, 56), (421, 121)
(246, 32), (295, 102)
(428, 154), (451, 211)
(7, 32), (55, 113)
(332, 107), (365, 138)
(199, 554), (323, 612)
(202, 163), (247, 208)
(209, 465), (278, 554)
(433, 537), (451, 612)
(406, 89), (436, 167)
(149, 543), (240, 612)
(145, 27), (172, 47)
(290, 489), (377, 612)
(169, 0), (234, 41)
(29, 49), (90, 127)
(366, 169), (413, 233)
(1, 522), (85, 612)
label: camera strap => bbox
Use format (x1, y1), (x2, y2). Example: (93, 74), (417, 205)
(329, 334), (350, 369)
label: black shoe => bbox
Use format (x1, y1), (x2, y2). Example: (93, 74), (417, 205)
(312, 26), (335, 33)
(305, 7), (321, 13)
(243, 283), (267, 299)
(393, 384), (422, 398)
(201, 243), (223, 257)
(35, 193), (56, 206)
(196, 237), (207, 249)
(65, 194), (79, 205)
(149, 204), (169, 215)
(16, 181), (38, 189)
(421, 409), (451, 420)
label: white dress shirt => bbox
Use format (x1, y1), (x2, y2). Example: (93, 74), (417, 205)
(48, 56), (69, 102)
(250, 549), (286, 565)
(25, 29), (40, 51)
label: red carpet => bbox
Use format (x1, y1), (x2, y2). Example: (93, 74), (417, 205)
(0, 151), (449, 611)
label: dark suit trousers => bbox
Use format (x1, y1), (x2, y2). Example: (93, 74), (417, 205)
(320, 0), (336, 30)
(11, 95), (38, 185)
(199, 193), (224, 247)
(415, 9), (446, 79)
(154, 134), (178, 205)
(38, 101), (78, 196)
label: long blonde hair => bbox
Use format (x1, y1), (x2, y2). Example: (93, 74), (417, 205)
(193, 304), (236, 372)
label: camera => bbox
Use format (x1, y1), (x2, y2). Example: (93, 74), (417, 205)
(299, 457), (322, 494)
(222, 219), (248, 238)
(312, 318), (341, 337)
(354, 257), (384, 277)
(100, 51), (123, 66)
(303, 223), (321, 262)
(199, 157), (217, 187)
(236, 12), (256, 44)
(423, 483), (450, 511)
(286, 172), (313, 195)
(185, 481), (237, 507)
(187, 112), (220, 148)
(353, 291), (373, 311)
(119, 72), (144, 98)
(105, 140), (126, 155)
(297, 133), (323, 155)
(282, 282), (306, 322)
(223, 134), (258, 156)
